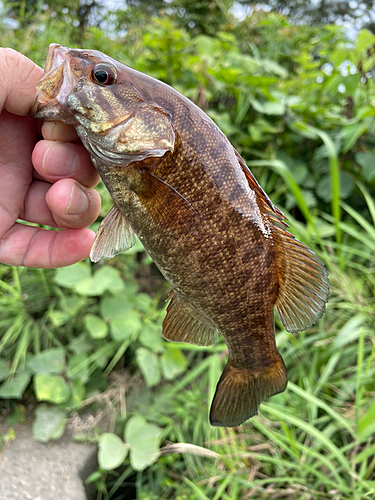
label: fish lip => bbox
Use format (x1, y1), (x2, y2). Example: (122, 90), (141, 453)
(30, 43), (78, 123)
(44, 43), (62, 73)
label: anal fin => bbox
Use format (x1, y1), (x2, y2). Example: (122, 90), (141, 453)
(162, 292), (218, 346)
(90, 206), (136, 263)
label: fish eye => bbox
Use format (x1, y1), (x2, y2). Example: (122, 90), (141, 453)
(91, 64), (117, 86)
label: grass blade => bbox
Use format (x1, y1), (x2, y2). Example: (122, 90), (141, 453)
(261, 404), (350, 471)
(292, 121), (341, 246)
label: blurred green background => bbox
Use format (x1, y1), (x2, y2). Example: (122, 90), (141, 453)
(0, 1), (375, 499)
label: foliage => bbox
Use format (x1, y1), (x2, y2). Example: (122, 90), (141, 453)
(0, 6), (375, 500)
(239, 0), (375, 32)
(2, 0), (108, 45)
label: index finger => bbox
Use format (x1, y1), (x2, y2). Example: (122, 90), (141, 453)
(0, 48), (43, 116)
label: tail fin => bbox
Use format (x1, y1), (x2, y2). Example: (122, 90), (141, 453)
(209, 358), (287, 427)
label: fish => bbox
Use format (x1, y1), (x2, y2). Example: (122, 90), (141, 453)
(31, 44), (329, 427)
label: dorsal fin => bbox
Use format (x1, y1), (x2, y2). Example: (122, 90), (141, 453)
(234, 149), (286, 220)
(272, 229), (329, 333)
(235, 149), (329, 333)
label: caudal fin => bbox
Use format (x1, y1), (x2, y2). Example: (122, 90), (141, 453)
(209, 358), (287, 427)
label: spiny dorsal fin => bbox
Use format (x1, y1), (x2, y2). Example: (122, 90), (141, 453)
(163, 292), (218, 346)
(90, 206), (136, 263)
(235, 149), (286, 221)
(236, 149), (329, 333)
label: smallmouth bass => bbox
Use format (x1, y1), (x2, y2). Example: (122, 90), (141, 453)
(31, 44), (329, 427)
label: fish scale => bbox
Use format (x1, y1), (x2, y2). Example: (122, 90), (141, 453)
(31, 43), (329, 427)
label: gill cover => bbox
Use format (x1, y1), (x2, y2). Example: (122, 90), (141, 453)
(32, 44), (175, 165)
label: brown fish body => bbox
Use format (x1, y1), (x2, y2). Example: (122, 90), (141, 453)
(32, 44), (329, 426)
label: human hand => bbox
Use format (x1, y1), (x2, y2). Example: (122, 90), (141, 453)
(0, 48), (101, 268)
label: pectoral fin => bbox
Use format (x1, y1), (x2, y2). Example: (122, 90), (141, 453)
(163, 292), (218, 346)
(90, 206), (135, 262)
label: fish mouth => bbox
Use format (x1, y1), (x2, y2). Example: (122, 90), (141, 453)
(30, 43), (79, 123)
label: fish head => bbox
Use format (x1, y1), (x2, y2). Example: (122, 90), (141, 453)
(31, 43), (175, 165)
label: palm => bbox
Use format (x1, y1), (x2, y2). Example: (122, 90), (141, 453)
(0, 112), (35, 231)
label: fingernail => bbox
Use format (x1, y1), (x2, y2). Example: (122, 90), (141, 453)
(66, 184), (89, 215)
(43, 141), (78, 176)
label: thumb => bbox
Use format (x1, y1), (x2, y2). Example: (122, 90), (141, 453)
(0, 48), (43, 116)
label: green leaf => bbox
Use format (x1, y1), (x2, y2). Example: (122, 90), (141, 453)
(0, 373), (30, 399)
(251, 99), (285, 115)
(32, 404), (66, 442)
(341, 74), (361, 96)
(27, 348), (65, 374)
(330, 47), (349, 67)
(326, 74), (360, 96)
(73, 277), (99, 296)
(136, 348), (161, 387)
(75, 266), (125, 296)
(133, 293), (153, 313)
(67, 353), (90, 382)
(98, 433), (129, 470)
(262, 58), (288, 77)
(48, 310), (70, 327)
(0, 358), (10, 381)
(356, 29), (375, 52)
(139, 322), (164, 353)
(195, 34), (218, 56)
(316, 172), (354, 202)
(34, 374), (70, 404)
(355, 152), (375, 182)
(100, 295), (132, 321)
(65, 380), (86, 410)
(94, 266), (124, 294)
(341, 122), (369, 153)
(85, 471), (102, 484)
(125, 415), (162, 471)
(54, 262), (91, 288)
(110, 311), (142, 341)
(160, 345), (188, 380)
(84, 314), (108, 340)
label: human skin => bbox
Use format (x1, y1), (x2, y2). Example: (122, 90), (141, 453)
(0, 48), (101, 268)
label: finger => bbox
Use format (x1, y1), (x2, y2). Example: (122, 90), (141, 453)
(21, 179), (101, 229)
(45, 178), (101, 229)
(42, 121), (81, 143)
(0, 223), (94, 268)
(0, 48), (43, 115)
(21, 180), (56, 227)
(32, 140), (100, 187)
